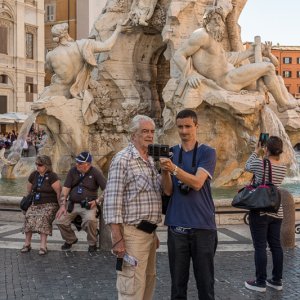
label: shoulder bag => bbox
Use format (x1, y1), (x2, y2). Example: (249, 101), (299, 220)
(231, 158), (281, 213)
(20, 172), (38, 211)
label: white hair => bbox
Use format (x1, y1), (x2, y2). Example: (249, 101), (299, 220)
(128, 115), (155, 134)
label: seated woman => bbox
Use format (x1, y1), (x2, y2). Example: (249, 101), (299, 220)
(244, 136), (287, 292)
(21, 155), (61, 255)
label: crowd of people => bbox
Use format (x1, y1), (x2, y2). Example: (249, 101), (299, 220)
(0, 128), (47, 157)
(18, 109), (287, 299)
(0, 130), (18, 149)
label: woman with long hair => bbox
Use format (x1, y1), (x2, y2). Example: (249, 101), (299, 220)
(244, 136), (287, 292)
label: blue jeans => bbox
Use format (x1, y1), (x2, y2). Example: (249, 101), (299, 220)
(167, 227), (217, 300)
(249, 211), (283, 285)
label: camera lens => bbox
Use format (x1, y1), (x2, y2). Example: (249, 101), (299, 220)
(178, 181), (190, 195)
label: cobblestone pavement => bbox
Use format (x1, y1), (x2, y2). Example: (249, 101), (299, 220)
(0, 221), (299, 300)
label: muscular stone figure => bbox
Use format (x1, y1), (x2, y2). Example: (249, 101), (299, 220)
(173, 7), (297, 112)
(40, 23), (123, 100)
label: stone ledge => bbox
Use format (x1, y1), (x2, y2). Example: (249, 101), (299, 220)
(1, 196), (299, 225)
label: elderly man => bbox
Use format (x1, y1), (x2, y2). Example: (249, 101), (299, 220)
(103, 115), (162, 300)
(56, 151), (106, 252)
(173, 6), (297, 112)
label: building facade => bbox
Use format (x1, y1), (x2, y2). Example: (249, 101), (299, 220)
(0, 0), (45, 120)
(272, 46), (300, 99)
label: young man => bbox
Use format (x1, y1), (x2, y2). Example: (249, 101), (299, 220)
(103, 115), (162, 300)
(160, 109), (217, 300)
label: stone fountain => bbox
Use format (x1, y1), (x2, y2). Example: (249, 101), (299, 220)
(2, 0), (300, 185)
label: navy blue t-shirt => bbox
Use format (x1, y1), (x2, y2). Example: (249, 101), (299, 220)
(164, 144), (217, 230)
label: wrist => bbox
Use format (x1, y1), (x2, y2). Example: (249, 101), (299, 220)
(172, 165), (178, 176)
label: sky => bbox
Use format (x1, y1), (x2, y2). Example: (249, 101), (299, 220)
(239, 0), (300, 46)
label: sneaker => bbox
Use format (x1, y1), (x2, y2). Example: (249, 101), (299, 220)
(266, 279), (283, 291)
(245, 280), (266, 292)
(88, 245), (97, 253)
(61, 238), (78, 251)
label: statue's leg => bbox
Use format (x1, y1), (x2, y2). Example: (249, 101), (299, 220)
(221, 62), (275, 92)
(223, 62), (297, 111)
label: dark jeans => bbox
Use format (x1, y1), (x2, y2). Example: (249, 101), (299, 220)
(167, 227), (218, 300)
(249, 211), (283, 285)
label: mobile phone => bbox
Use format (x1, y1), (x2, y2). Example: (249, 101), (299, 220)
(259, 133), (269, 146)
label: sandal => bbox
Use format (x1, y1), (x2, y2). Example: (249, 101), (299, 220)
(39, 248), (48, 256)
(20, 245), (31, 253)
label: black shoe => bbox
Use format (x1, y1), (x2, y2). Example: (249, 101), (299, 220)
(266, 279), (283, 291)
(61, 239), (78, 251)
(245, 280), (266, 292)
(88, 245), (97, 252)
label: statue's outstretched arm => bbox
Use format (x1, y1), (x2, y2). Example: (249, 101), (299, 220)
(93, 23), (124, 53)
(226, 45), (254, 66)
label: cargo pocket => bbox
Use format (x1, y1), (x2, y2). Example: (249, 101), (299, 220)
(116, 266), (136, 295)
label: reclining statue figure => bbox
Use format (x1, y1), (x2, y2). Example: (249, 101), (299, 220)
(173, 6), (298, 113)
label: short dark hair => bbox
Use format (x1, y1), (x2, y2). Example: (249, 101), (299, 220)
(266, 136), (283, 156)
(36, 155), (53, 172)
(176, 109), (198, 125)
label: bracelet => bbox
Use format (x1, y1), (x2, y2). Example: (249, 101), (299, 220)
(172, 165), (178, 176)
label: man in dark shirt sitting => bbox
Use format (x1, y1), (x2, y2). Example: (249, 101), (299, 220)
(56, 151), (106, 252)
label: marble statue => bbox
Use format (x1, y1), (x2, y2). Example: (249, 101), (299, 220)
(173, 6), (298, 113)
(42, 23), (123, 100)
(124, 0), (158, 26)
(36, 22), (124, 125)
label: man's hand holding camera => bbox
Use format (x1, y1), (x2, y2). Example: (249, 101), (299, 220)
(160, 157), (176, 174)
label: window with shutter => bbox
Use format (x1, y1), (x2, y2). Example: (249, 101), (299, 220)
(0, 96), (7, 113)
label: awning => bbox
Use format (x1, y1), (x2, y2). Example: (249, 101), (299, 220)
(0, 112), (29, 124)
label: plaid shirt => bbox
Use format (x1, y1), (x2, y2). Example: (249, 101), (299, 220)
(103, 143), (162, 225)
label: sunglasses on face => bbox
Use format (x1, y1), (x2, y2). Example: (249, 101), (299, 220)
(35, 163), (44, 167)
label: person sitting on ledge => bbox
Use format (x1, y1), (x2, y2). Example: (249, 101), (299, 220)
(56, 151), (106, 252)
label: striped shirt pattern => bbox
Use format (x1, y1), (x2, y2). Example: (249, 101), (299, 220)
(103, 143), (162, 225)
(245, 152), (287, 219)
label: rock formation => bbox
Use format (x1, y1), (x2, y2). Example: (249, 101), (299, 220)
(5, 0), (299, 185)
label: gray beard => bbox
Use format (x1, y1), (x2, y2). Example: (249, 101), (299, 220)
(207, 27), (225, 42)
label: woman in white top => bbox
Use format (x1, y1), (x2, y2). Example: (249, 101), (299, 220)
(244, 136), (287, 293)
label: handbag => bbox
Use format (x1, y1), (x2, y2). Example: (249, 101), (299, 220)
(20, 172), (38, 211)
(231, 158), (281, 213)
(20, 193), (34, 211)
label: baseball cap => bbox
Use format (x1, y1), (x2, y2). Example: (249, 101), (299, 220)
(75, 151), (92, 163)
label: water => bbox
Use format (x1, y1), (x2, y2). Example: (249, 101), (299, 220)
(0, 175), (299, 198)
(7, 112), (39, 163)
(261, 106), (299, 176)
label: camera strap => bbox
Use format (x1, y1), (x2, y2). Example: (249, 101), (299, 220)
(178, 142), (198, 173)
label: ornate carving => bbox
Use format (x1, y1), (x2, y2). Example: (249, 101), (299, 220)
(25, 24), (37, 35)
(0, 17), (11, 26)
(25, 0), (37, 6)
(106, 0), (128, 13)
(148, 4), (166, 32)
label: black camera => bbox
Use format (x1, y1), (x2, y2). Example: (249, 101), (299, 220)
(80, 199), (91, 210)
(259, 133), (269, 147)
(148, 144), (170, 161)
(178, 180), (190, 195)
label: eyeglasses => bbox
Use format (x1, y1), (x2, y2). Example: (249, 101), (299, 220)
(35, 163), (44, 167)
(76, 162), (87, 165)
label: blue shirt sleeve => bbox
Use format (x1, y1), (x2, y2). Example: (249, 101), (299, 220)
(197, 146), (216, 179)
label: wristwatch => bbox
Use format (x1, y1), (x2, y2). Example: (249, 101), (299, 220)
(172, 165), (178, 176)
